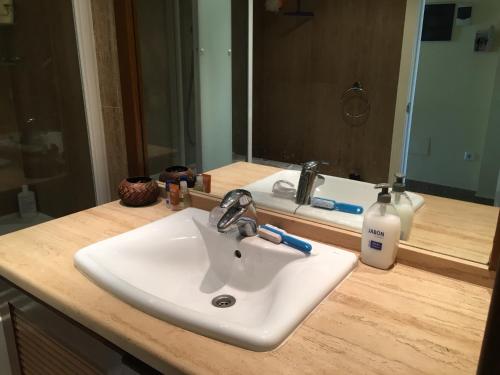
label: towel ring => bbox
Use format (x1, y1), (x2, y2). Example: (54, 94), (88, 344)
(341, 82), (370, 127)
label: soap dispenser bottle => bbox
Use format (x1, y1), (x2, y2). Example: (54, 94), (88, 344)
(361, 184), (401, 270)
(391, 174), (414, 241)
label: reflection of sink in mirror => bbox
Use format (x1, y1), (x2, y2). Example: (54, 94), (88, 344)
(244, 170), (425, 231)
(74, 207), (357, 351)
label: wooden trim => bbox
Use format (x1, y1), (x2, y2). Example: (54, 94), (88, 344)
(190, 190), (496, 288)
(490, 210), (500, 271)
(114, 0), (147, 176)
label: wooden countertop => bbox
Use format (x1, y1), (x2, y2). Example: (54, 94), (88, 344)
(207, 162), (499, 265)
(0, 200), (491, 374)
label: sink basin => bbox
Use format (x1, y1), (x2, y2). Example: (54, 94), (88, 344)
(244, 170), (424, 231)
(74, 207), (357, 351)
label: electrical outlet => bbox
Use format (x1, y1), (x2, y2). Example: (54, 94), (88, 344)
(464, 151), (474, 161)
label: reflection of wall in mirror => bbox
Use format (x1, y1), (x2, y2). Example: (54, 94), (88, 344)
(390, 0), (423, 181)
(199, 0), (233, 171)
(408, 0), (500, 202)
(478, 36), (500, 203)
(135, 0), (183, 173)
(252, 0), (407, 184)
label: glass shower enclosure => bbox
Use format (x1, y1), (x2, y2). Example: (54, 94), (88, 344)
(0, 0), (96, 235)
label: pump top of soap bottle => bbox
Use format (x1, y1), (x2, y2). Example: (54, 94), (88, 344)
(391, 174), (412, 206)
(392, 174), (406, 193)
(391, 174), (414, 240)
(375, 183), (392, 203)
(370, 183), (399, 217)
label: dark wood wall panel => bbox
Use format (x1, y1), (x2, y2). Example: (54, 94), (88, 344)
(253, 0), (406, 183)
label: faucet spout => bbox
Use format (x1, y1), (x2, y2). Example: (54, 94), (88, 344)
(217, 189), (258, 237)
(295, 161), (326, 205)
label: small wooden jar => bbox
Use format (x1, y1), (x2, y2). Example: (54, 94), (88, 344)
(118, 176), (160, 207)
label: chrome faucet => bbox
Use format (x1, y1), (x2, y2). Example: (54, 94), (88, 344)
(295, 161), (326, 205)
(217, 189), (258, 237)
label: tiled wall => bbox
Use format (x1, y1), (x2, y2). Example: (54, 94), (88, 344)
(90, 0), (128, 199)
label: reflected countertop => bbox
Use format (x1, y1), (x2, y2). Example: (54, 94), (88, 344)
(207, 162), (499, 265)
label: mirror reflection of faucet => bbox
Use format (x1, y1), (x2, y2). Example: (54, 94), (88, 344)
(272, 159), (326, 202)
(270, 161), (364, 215)
(295, 160), (325, 205)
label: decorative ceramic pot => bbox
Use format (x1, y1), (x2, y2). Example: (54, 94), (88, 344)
(159, 165), (195, 187)
(118, 176), (160, 207)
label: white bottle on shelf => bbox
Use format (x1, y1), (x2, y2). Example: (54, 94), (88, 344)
(361, 184), (401, 270)
(180, 180), (191, 208)
(18, 184), (37, 219)
(194, 175), (204, 192)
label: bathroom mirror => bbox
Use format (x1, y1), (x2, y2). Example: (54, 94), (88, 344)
(122, 0), (499, 267)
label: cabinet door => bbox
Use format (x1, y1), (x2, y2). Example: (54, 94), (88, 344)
(1, 302), (105, 375)
(0, 281), (122, 375)
(0, 282), (166, 374)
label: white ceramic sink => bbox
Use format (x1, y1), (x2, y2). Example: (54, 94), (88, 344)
(244, 170), (424, 231)
(74, 207), (357, 351)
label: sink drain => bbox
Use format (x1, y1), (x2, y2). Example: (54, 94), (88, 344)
(211, 294), (236, 308)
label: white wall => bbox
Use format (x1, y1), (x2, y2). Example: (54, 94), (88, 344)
(407, 0), (500, 192)
(198, 0), (233, 172)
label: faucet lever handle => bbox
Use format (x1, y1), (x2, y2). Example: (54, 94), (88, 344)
(302, 160), (320, 171)
(217, 205), (247, 229)
(302, 160), (329, 172)
(217, 189), (257, 236)
(220, 189), (253, 209)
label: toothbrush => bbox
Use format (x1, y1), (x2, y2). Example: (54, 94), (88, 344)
(310, 197), (364, 215)
(258, 224), (312, 253)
